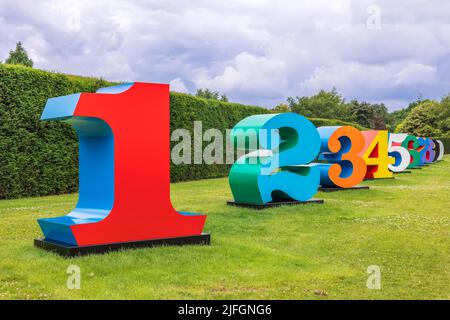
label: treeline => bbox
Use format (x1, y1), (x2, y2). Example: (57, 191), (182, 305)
(271, 89), (450, 136)
(395, 96), (450, 137)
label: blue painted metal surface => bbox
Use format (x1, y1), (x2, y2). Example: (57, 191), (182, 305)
(37, 85), (122, 245)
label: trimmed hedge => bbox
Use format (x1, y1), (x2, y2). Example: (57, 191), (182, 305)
(0, 64), (370, 199)
(0, 64), (113, 199)
(309, 118), (367, 131)
(169, 93), (269, 182)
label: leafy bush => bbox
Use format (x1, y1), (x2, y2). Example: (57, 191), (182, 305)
(396, 100), (444, 136)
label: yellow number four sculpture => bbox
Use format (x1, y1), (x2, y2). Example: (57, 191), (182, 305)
(359, 131), (395, 179)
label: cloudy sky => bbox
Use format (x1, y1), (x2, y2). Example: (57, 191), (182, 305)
(1, 0), (449, 110)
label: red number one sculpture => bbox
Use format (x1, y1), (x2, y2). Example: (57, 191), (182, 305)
(35, 83), (209, 256)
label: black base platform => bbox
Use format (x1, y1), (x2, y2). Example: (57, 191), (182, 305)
(319, 185), (369, 192)
(394, 170), (412, 174)
(34, 233), (211, 257)
(410, 167), (422, 170)
(227, 199), (324, 210)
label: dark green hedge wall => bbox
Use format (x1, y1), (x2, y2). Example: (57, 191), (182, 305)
(0, 64), (113, 199)
(169, 92), (268, 182)
(0, 64), (371, 199)
(309, 118), (367, 131)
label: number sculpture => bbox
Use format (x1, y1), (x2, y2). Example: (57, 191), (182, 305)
(359, 131), (395, 179)
(433, 139), (445, 161)
(402, 135), (423, 168)
(36, 83), (208, 255)
(314, 126), (366, 188)
(228, 113), (320, 205)
(421, 138), (435, 164)
(228, 113), (445, 206)
(387, 133), (410, 173)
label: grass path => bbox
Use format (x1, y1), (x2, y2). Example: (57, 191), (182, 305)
(0, 157), (449, 299)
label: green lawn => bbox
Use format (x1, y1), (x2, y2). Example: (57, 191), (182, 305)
(0, 157), (449, 300)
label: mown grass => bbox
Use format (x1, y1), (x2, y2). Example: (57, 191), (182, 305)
(0, 157), (449, 300)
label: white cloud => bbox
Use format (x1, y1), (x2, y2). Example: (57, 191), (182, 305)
(0, 0), (449, 110)
(298, 61), (439, 100)
(193, 52), (287, 99)
(169, 78), (189, 93)
(393, 63), (438, 86)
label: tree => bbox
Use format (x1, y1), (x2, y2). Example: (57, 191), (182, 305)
(270, 103), (291, 113)
(396, 100), (443, 136)
(387, 96), (429, 131)
(372, 104), (389, 130)
(196, 88), (228, 102)
(346, 100), (389, 129)
(288, 88), (349, 119)
(346, 100), (373, 128)
(5, 42), (33, 67)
